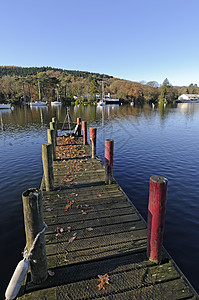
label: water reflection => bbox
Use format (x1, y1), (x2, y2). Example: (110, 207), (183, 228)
(0, 109), (12, 130)
(177, 102), (199, 115)
(1, 103), (199, 297)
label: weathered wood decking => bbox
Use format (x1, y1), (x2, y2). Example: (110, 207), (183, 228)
(18, 136), (199, 299)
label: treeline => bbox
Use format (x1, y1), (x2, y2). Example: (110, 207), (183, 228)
(0, 66), (112, 80)
(0, 66), (198, 104)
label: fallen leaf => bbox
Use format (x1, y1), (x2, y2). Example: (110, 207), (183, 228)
(68, 236), (76, 243)
(55, 226), (64, 234)
(76, 205), (82, 209)
(97, 273), (110, 290)
(86, 227), (93, 232)
(48, 270), (55, 276)
(46, 208), (53, 212)
(67, 226), (73, 233)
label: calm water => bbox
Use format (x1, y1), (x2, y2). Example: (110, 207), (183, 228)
(1, 103), (199, 296)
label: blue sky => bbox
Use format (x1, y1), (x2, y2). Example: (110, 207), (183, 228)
(1, 0), (199, 86)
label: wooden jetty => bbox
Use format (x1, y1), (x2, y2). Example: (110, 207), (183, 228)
(9, 119), (198, 299)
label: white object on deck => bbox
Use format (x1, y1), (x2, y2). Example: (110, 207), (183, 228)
(5, 258), (29, 300)
(5, 222), (47, 300)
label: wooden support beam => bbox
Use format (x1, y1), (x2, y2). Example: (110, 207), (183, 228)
(77, 117), (81, 136)
(147, 175), (168, 263)
(50, 120), (57, 143)
(42, 143), (54, 191)
(89, 127), (96, 159)
(47, 128), (56, 160)
(82, 121), (87, 145)
(22, 189), (48, 284)
(105, 139), (114, 184)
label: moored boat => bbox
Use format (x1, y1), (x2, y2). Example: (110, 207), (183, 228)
(30, 101), (48, 107)
(0, 103), (11, 109)
(97, 99), (106, 106)
(104, 93), (120, 104)
(30, 81), (48, 107)
(51, 89), (62, 105)
(51, 101), (62, 105)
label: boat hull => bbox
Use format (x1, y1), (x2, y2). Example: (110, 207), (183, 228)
(105, 100), (120, 104)
(176, 100), (199, 103)
(30, 102), (48, 107)
(0, 103), (11, 109)
(51, 101), (62, 105)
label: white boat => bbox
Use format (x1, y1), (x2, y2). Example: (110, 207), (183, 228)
(30, 81), (48, 107)
(51, 101), (62, 105)
(51, 89), (62, 105)
(30, 101), (48, 107)
(176, 99), (199, 103)
(104, 93), (120, 104)
(97, 99), (106, 106)
(0, 103), (11, 109)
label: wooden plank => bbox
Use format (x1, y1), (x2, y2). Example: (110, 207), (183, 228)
(45, 213), (140, 234)
(18, 259), (193, 299)
(43, 201), (132, 218)
(46, 228), (147, 255)
(44, 207), (136, 227)
(45, 220), (146, 244)
(46, 239), (147, 268)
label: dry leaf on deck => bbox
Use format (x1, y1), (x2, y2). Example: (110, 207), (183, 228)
(48, 270), (55, 276)
(55, 226), (64, 234)
(97, 273), (110, 290)
(46, 208), (53, 212)
(67, 226), (74, 233)
(86, 227), (93, 232)
(68, 236), (76, 243)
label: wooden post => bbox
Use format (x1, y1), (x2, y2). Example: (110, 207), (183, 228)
(147, 175), (168, 263)
(50, 121), (57, 143)
(89, 127), (96, 159)
(52, 117), (57, 123)
(77, 117), (81, 136)
(42, 143), (54, 191)
(22, 188), (48, 284)
(82, 121), (87, 145)
(50, 121), (55, 131)
(47, 128), (56, 161)
(105, 139), (114, 184)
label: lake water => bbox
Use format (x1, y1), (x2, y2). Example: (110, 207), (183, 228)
(1, 103), (199, 297)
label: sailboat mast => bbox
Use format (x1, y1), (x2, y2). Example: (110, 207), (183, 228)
(102, 80), (104, 100)
(38, 81), (41, 100)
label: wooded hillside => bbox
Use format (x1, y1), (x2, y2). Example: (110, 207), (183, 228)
(0, 66), (198, 104)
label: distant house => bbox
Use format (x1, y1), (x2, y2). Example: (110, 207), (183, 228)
(178, 94), (199, 101)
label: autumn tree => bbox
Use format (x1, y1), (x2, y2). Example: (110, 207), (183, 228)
(159, 78), (178, 103)
(89, 79), (98, 99)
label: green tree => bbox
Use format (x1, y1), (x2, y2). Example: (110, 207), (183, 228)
(162, 78), (171, 87)
(89, 79), (98, 99)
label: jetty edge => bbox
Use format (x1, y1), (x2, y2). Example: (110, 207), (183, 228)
(7, 117), (198, 299)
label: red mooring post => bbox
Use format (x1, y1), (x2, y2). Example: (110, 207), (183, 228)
(147, 175), (168, 263)
(82, 121), (87, 145)
(105, 139), (114, 184)
(77, 117), (81, 136)
(89, 127), (96, 158)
